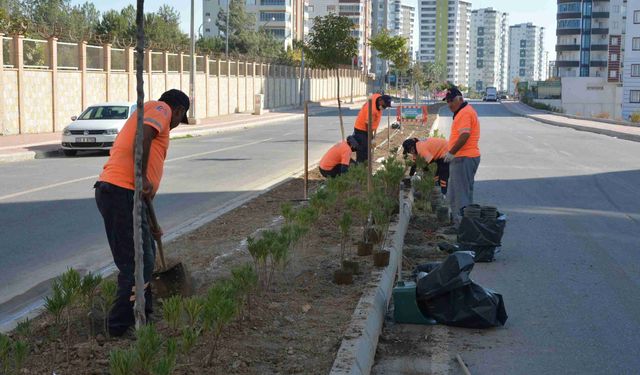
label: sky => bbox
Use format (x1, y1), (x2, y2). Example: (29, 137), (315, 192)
(73, 0), (557, 59)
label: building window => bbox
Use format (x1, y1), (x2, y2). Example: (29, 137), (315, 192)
(205, 28), (210, 32)
(632, 64), (640, 77)
(519, 69), (526, 76)
(520, 40), (526, 48)
(520, 59), (526, 67)
(634, 10), (640, 24)
(630, 90), (640, 103)
(327, 5), (336, 12)
(477, 27), (484, 36)
(477, 38), (484, 46)
(633, 38), (640, 50)
(520, 50), (526, 57)
(477, 49), (484, 57)
(205, 12), (210, 16)
(611, 36), (619, 45)
(477, 60), (483, 68)
(557, 19), (581, 29)
(610, 70), (617, 78)
(260, 12), (287, 22)
(611, 54), (618, 62)
(558, 3), (581, 13)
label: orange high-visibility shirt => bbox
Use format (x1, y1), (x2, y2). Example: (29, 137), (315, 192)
(319, 141), (352, 170)
(416, 138), (449, 163)
(448, 103), (480, 158)
(99, 101), (172, 195)
(354, 94), (383, 132)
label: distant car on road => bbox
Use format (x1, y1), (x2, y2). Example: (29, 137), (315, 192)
(61, 102), (136, 156)
(483, 87), (498, 102)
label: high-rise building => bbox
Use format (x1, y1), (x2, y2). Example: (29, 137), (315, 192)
(555, 0), (626, 81)
(508, 23), (545, 93)
(622, 0), (640, 120)
(202, 0), (306, 49)
(419, 0), (471, 87)
(371, 0), (416, 82)
(308, 0), (372, 72)
(469, 8), (509, 93)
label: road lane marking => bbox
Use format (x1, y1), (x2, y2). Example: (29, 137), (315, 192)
(0, 137), (275, 202)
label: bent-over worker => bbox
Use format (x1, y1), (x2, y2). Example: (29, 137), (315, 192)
(319, 135), (359, 178)
(402, 137), (450, 195)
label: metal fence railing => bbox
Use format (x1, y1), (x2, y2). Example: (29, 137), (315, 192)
(57, 42), (78, 69)
(86, 45), (104, 70)
(2, 37), (12, 67)
(23, 38), (49, 68)
(151, 52), (163, 72)
(111, 48), (126, 71)
(167, 53), (179, 72)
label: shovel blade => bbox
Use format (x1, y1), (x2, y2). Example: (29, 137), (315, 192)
(152, 262), (192, 298)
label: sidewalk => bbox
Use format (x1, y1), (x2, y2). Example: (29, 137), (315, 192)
(502, 101), (640, 143)
(0, 98), (367, 164)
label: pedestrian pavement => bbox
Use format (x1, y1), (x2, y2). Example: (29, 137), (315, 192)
(502, 101), (640, 143)
(0, 98), (368, 164)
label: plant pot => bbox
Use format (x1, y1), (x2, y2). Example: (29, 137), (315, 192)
(437, 206), (450, 224)
(414, 191), (423, 200)
(392, 202), (400, 215)
(365, 227), (382, 244)
(333, 268), (353, 285)
(342, 259), (360, 274)
(402, 177), (412, 188)
(373, 250), (390, 267)
(357, 241), (373, 256)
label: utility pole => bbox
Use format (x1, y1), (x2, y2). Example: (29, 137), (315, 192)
(189, 0), (196, 123)
(225, 0), (230, 58)
(350, 57), (354, 104)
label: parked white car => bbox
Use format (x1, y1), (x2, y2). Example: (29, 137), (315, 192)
(61, 102), (136, 156)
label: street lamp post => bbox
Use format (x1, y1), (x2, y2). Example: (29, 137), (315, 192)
(189, 0), (196, 123)
(225, 0), (230, 58)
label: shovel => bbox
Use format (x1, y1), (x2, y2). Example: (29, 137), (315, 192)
(146, 198), (192, 298)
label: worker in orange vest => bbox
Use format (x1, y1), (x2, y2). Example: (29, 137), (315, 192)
(352, 93), (392, 162)
(319, 135), (359, 178)
(402, 137), (450, 195)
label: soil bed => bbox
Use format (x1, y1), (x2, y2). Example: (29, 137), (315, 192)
(8, 105), (443, 375)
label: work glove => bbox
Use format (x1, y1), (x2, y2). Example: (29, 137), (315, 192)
(443, 152), (455, 163)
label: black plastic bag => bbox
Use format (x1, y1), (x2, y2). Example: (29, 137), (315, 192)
(415, 252), (508, 328)
(457, 213), (506, 248)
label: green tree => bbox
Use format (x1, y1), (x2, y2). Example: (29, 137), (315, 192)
(306, 14), (358, 140)
(67, 2), (100, 41)
(95, 6), (136, 46)
(369, 29), (409, 96)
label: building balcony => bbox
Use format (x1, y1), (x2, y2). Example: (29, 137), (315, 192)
(556, 44), (580, 52)
(592, 12), (610, 18)
(556, 60), (580, 67)
(590, 60), (608, 67)
(590, 44), (608, 51)
(591, 28), (609, 34)
(557, 28), (581, 36)
(557, 12), (582, 20)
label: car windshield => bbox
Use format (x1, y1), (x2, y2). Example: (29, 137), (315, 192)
(78, 106), (130, 120)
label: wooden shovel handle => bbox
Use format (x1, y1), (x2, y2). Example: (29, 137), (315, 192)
(145, 198), (167, 271)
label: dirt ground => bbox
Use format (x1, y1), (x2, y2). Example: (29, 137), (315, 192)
(7, 105), (443, 375)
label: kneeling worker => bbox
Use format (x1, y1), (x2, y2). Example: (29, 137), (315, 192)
(402, 137), (450, 195)
(319, 135), (359, 178)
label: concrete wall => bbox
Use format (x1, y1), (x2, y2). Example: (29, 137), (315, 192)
(0, 35), (368, 135)
(560, 77), (623, 120)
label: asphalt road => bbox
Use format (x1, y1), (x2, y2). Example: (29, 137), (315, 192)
(436, 102), (640, 374)
(0, 106), (369, 329)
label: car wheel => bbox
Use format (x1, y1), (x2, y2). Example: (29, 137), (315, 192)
(63, 149), (77, 157)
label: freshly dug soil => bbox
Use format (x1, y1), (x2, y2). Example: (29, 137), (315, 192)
(10, 104), (443, 375)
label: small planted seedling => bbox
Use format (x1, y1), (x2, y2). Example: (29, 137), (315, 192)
(134, 324), (163, 372)
(152, 337), (178, 375)
(162, 295), (183, 332)
(203, 283), (239, 365)
(231, 264), (258, 318)
(109, 348), (136, 375)
(247, 236), (269, 289)
(182, 296), (204, 329)
(99, 279), (118, 337)
(13, 340), (29, 372)
(59, 268), (81, 365)
(44, 280), (66, 370)
(15, 318), (32, 339)
(80, 272), (103, 340)
(338, 211), (353, 262)
(0, 333), (10, 375)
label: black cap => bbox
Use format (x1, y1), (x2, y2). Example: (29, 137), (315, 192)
(442, 87), (463, 102)
(380, 94), (392, 108)
(402, 138), (418, 155)
(346, 135), (359, 151)
(159, 89), (190, 123)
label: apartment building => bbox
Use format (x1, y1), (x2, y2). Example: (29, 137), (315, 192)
(419, 0), (472, 87)
(623, 0), (640, 119)
(556, 0), (626, 81)
(202, 0), (306, 49)
(371, 0), (416, 81)
(508, 23), (545, 93)
(469, 8), (509, 93)
(308, 0), (372, 72)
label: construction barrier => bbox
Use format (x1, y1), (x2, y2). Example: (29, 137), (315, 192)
(396, 105), (429, 126)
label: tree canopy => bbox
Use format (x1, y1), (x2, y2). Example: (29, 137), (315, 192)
(305, 14), (358, 69)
